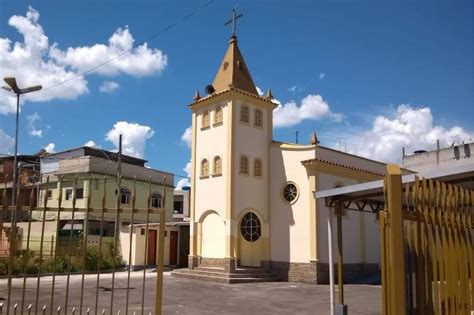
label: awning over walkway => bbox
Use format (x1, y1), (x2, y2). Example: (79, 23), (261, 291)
(315, 164), (474, 212)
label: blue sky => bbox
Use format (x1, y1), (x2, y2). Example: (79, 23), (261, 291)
(0, 0), (473, 186)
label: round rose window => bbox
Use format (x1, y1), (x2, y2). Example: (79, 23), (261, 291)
(283, 182), (298, 203)
(240, 212), (261, 242)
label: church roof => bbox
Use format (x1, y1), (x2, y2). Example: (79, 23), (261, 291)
(211, 36), (258, 95)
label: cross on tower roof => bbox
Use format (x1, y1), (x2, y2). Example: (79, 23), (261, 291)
(225, 5), (243, 38)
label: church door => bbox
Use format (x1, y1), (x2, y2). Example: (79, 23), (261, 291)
(239, 212), (262, 267)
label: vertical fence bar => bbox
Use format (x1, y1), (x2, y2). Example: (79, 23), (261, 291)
(405, 182), (414, 314)
(49, 176), (63, 315)
(140, 178), (152, 315)
(446, 184), (456, 314)
(110, 174), (122, 314)
(336, 203), (344, 305)
(80, 176), (93, 314)
(125, 177), (137, 315)
(385, 164), (406, 314)
(427, 179), (439, 314)
(0, 175), (7, 259)
(20, 186), (36, 313)
(459, 188), (469, 312)
(34, 176), (50, 314)
(422, 178), (432, 314)
(95, 176), (107, 315)
(440, 183), (452, 313)
(155, 176), (167, 315)
(468, 190), (474, 309)
(6, 176), (21, 314)
(0, 178), (5, 315)
(434, 181), (445, 314)
(64, 176), (78, 313)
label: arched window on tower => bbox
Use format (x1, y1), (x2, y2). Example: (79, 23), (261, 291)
(254, 158), (262, 177)
(254, 109), (262, 127)
(213, 156), (222, 175)
(239, 155), (249, 175)
(214, 106), (223, 125)
(240, 105), (249, 123)
(202, 111), (210, 128)
(201, 159), (209, 177)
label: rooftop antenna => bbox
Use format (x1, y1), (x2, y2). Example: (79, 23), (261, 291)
(295, 130), (299, 144)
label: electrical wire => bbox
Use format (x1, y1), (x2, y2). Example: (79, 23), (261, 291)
(40, 0), (214, 93)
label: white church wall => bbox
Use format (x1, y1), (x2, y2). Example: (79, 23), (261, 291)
(270, 143), (315, 263)
(316, 172), (380, 265)
(194, 102), (230, 223)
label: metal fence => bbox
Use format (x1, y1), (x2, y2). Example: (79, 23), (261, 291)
(380, 164), (473, 314)
(0, 175), (167, 314)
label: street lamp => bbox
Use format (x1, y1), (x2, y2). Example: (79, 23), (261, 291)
(2, 77), (42, 208)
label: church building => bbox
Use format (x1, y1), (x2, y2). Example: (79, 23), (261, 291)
(174, 22), (390, 284)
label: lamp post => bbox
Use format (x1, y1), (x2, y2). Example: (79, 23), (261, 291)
(2, 77), (42, 209)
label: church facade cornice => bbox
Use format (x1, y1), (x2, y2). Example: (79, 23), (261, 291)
(188, 87), (277, 112)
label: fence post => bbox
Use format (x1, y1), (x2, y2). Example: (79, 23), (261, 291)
(386, 164), (406, 314)
(50, 235), (54, 257)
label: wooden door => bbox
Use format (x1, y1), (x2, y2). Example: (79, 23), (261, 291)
(239, 212), (262, 267)
(147, 230), (157, 265)
(169, 231), (178, 266)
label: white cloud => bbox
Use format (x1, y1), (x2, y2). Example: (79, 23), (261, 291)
(273, 94), (343, 128)
(26, 112), (42, 137)
(105, 121), (154, 159)
(319, 72), (325, 80)
(84, 140), (99, 148)
(288, 85), (297, 92)
(50, 26), (167, 76)
(256, 86), (264, 96)
(181, 127), (192, 148)
(99, 81), (119, 93)
(175, 161), (191, 190)
(44, 143), (55, 153)
(0, 7), (167, 114)
(339, 104), (473, 162)
(0, 129), (14, 154)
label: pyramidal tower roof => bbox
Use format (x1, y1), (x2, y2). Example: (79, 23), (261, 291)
(212, 35), (258, 95)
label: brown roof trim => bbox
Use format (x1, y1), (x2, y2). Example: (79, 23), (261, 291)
(188, 87), (277, 107)
(301, 158), (386, 177)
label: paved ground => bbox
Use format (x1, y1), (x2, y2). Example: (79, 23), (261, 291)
(0, 270), (381, 314)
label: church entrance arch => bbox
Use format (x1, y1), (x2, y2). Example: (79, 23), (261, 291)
(239, 211), (262, 267)
(201, 211), (226, 258)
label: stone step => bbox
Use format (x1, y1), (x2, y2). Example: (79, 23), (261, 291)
(195, 266), (271, 275)
(172, 270), (280, 284)
(182, 269), (277, 279)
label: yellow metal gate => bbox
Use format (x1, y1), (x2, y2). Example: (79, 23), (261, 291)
(380, 164), (473, 314)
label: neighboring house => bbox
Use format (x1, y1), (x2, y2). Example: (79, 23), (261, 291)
(34, 146), (178, 268)
(403, 142), (474, 173)
(174, 33), (407, 284)
(0, 155), (40, 221)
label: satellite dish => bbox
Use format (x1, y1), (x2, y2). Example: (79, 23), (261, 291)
(205, 85), (215, 95)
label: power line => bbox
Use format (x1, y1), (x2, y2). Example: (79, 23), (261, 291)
(41, 0), (214, 93)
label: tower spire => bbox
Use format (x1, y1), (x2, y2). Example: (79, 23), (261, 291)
(211, 6), (257, 95)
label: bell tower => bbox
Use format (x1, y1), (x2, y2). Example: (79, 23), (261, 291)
(187, 7), (277, 272)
